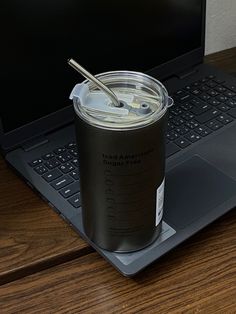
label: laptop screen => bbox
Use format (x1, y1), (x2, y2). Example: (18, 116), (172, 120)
(0, 0), (203, 134)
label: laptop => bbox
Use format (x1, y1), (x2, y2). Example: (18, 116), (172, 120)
(1, 0), (236, 277)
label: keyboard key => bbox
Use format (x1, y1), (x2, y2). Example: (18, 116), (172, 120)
(195, 126), (212, 137)
(191, 81), (200, 87)
(199, 77), (209, 84)
(191, 88), (201, 96)
(223, 83), (236, 92)
(195, 109), (220, 124)
(216, 95), (228, 102)
(184, 85), (192, 92)
(185, 120), (199, 129)
(68, 149), (78, 157)
(180, 102), (193, 111)
(199, 93), (211, 101)
(166, 143), (181, 157)
(174, 138), (191, 148)
(184, 132), (201, 143)
(207, 89), (219, 97)
(191, 103), (211, 115)
(65, 142), (77, 149)
(206, 120), (223, 131)
(178, 93), (193, 103)
(199, 85), (210, 92)
(172, 117), (185, 126)
(217, 103), (230, 112)
(71, 158), (79, 167)
(206, 80), (217, 88)
(207, 98), (221, 106)
(214, 85), (226, 93)
(227, 108), (236, 119)
(34, 165), (48, 175)
(29, 158), (43, 167)
(181, 112), (194, 120)
(224, 90), (236, 98)
(70, 170), (80, 180)
(51, 175), (74, 190)
(213, 78), (225, 84)
(59, 162), (75, 174)
(42, 153), (55, 160)
(175, 125), (189, 135)
(68, 194), (81, 208)
(54, 147), (66, 154)
(167, 121), (175, 130)
(166, 130), (179, 141)
(42, 169), (62, 182)
(44, 158), (61, 170)
(217, 114), (233, 125)
(170, 107), (183, 116)
(174, 90), (185, 97)
(59, 182), (80, 198)
(207, 75), (215, 80)
(57, 153), (73, 163)
(191, 98), (202, 106)
(225, 99), (236, 108)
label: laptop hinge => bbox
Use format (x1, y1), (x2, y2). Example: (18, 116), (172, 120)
(22, 136), (49, 152)
(176, 67), (199, 80)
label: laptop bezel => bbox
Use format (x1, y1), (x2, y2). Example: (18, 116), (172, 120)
(0, 0), (206, 153)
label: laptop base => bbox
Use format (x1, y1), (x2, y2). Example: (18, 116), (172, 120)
(5, 63), (236, 276)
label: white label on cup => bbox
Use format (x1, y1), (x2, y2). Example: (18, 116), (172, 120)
(156, 178), (165, 226)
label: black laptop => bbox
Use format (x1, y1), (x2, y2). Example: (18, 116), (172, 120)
(1, 0), (236, 276)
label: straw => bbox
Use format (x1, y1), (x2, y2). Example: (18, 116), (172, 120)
(68, 58), (120, 107)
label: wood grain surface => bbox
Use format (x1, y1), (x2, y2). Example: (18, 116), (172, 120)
(0, 209), (235, 313)
(0, 157), (92, 285)
(204, 47), (236, 72)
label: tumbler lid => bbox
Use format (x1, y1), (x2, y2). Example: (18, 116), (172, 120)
(70, 71), (173, 130)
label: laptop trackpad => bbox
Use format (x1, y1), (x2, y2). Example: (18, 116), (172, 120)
(163, 155), (236, 229)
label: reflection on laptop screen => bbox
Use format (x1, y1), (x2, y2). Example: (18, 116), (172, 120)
(0, 0), (202, 133)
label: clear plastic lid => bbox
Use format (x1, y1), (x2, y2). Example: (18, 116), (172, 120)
(70, 71), (173, 130)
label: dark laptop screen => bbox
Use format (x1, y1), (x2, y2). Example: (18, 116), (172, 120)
(0, 0), (203, 133)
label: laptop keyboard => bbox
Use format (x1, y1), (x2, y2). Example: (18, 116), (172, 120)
(166, 75), (236, 157)
(28, 74), (236, 208)
(28, 142), (81, 208)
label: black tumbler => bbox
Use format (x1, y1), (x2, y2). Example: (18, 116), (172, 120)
(70, 71), (173, 252)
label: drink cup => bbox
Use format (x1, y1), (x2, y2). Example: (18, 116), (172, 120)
(70, 71), (173, 252)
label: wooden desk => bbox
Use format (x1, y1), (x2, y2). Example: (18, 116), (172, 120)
(0, 48), (236, 313)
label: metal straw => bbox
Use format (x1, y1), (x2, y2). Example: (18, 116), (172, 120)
(68, 58), (120, 107)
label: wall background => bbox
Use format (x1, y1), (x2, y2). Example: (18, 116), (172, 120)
(205, 0), (236, 55)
